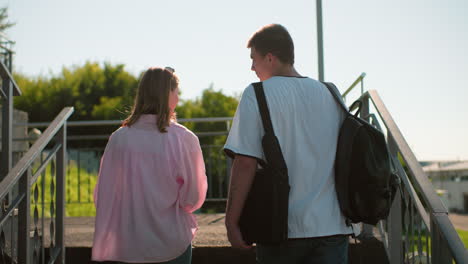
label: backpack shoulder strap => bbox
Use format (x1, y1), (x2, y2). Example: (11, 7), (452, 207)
(252, 82), (275, 135)
(321, 81), (349, 114)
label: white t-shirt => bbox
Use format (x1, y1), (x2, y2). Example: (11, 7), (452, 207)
(224, 76), (353, 238)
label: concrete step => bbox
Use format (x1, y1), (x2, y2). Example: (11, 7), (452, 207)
(65, 239), (388, 264)
(67, 247), (255, 264)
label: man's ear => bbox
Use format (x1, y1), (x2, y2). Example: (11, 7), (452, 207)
(266, 53), (275, 63)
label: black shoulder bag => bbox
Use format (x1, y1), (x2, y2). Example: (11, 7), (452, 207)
(239, 82), (290, 245)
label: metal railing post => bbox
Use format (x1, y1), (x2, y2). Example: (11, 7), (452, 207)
(56, 125), (66, 263)
(7, 52), (12, 73)
(387, 135), (403, 264)
(360, 77), (364, 95)
(1, 77), (12, 180)
(316, 0), (324, 81)
(366, 90), (468, 263)
(342, 73), (366, 103)
(431, 214), (453, 263)
(18, 170), (31, 264)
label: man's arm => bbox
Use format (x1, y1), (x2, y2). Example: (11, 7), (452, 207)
(225, 154), (257, 249)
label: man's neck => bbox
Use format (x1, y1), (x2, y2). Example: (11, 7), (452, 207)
(273, 65), (301, 78)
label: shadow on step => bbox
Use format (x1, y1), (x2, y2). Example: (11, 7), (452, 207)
(65, 238), (388, 264)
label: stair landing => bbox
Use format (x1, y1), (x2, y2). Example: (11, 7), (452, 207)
(52, 213), (229, 248)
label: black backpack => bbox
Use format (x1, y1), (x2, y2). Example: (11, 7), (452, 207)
(322, 82), (399, 225)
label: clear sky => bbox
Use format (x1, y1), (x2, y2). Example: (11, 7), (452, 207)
(3, 0), (468, 161)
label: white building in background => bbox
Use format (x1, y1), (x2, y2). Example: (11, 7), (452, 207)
(421, 160), (468, 213)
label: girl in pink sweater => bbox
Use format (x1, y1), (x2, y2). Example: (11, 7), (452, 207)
(92, 67), (207, 263)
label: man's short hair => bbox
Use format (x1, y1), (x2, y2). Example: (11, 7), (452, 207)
(247, 24), (295, 65)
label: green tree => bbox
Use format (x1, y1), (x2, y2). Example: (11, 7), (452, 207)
(14, 62), (138, 122)
(177, 84), (239, 198)
(15, 63), (241, 197)
(0, 7), (15, 32)
(177, 83), (238, 141)
(14, 63), (240, 150)
(14, 62), (139, 148)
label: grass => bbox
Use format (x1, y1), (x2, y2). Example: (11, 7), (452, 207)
(456, 229), (468, 248)
(405, 228), (467, 261)
(408, 233), (431, 255)
(31, 159), (97, 217)
(65, 160), (97, 216)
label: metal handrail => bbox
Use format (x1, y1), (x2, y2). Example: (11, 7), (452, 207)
(363, 90), (468, 263)
(0, 106), (73, 264)
(0, 32), (14, 44)
(342, 72), (366, 101)
(15, 116), (234, 128)
(0, 60), (21, 96)
(0, 32), (15, 54)
(367, 90), (446, 213)
(1, 50), (17, 181)
(8, 117), (233, 213)
(0, 107), (74, 200)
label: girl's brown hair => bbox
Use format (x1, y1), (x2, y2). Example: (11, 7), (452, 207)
(122, 67), (179, 133)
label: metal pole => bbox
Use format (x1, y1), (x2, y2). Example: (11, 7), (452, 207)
(316, 0), (324, 81)
(1, 77), (12, 180)
(56, 125), (66, 263)
(8, 51), (12, 73)
(361, 78), (364, 95)
(18, 170), (31, 264)
(387, 135), (403, 264)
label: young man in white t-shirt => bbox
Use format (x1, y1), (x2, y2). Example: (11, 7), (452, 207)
(224, 24), (352, 264)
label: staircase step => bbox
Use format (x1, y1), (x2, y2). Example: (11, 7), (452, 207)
(65, 240), (388, 264)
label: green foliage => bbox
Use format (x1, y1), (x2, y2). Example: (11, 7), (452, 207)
(177, 84), (239, 198)
(17, 62), (241, 199)
(178, 84), (238, 144)
(456, 229), (468, 248)
(0, 7), (15, 32)
(14, 62), (139, 148)
(14, 64), (239, 125)
(408, 233), (431, 256)
(14, 62), (138, 122)
(92, 96), (124, 119)
(31, 160), (97, 217)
